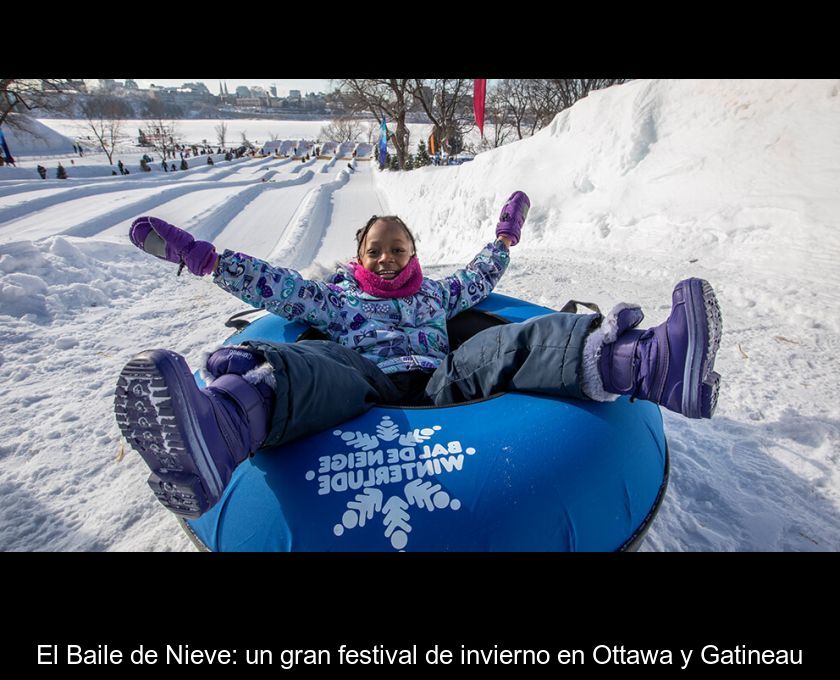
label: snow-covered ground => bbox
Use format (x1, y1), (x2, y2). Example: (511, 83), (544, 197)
(1, 79), (838, 551)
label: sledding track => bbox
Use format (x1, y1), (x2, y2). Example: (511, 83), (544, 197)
(0, 155), (384, 263)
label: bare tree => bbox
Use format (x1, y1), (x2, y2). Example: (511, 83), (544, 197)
(496, 79), (533, 141)
(141, 120), (180, 161)
(214, 121), (228, 148)
(319, 117), (365, 143)
(1, 79), (75, 132)
(335, 79), (413, 169)
(414, 78), (474, 147)
(411, 79), (474, 153)
(493, 79), (632, 141)
(484, 84), (515, 148)
(547, 79), (631, 111)
(78, 95), (131, 165)
(525, 80), (565, 135)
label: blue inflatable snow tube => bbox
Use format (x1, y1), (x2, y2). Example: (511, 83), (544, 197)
(182, 293), (668, 552)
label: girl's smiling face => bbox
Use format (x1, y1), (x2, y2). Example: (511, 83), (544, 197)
(358, 219), (415, 279)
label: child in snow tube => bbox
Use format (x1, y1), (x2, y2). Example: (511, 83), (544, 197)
(116, 192), (723, 521)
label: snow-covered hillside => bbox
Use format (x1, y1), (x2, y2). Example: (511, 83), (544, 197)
(1, 79), (838, 551)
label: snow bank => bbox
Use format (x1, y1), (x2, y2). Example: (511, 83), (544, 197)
(0, 237), (147, 322)
(0, 235), (245, 551)
(376, 79), (840, 280)
(2, 114), (77, 157)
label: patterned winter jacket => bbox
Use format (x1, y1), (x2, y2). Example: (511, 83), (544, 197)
(213, 240), (510, 374)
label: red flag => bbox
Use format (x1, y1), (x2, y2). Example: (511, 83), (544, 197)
(473, 79), (487, 138)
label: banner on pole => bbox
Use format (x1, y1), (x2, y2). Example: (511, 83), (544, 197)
(473, 79), (487, 138)
(378, 119), (388, 169)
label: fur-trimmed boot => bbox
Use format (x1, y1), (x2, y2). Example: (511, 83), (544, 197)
(582, 278), (722, 419)
(115, 347), (274, 518)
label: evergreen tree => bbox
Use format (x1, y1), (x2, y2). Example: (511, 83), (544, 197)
(388, 154), (399, 171)
(416, 140), (431, 167)
(404, 154), (415, 170)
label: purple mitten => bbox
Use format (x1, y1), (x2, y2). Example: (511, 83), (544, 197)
(495, 191), (530, 246)
(129, 216), (218, 275)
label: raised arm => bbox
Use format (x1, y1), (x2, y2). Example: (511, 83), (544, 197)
(213, 250), (340, 330)
(439, 191), (530, 318)
(440, 240), (511, 318)
(129, 216), (340, 331)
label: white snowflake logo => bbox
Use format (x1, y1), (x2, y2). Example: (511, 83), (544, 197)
(303, 416), (477, 551)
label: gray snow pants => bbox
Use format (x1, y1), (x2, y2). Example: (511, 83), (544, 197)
(242, 311), (600, 449)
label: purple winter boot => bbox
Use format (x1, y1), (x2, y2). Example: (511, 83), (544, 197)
(598, 278), (723, 419)
(495, 191), (530, 246)
(114, 349), (273, 518)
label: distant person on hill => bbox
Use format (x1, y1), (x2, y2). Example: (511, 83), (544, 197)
(181, 159), (189, 171)
(117, 160), (126, 175)
(171, 163), (177, 172)
(119, 194), (723, 519)
(162, 161), (169, 172)
(207, 156), (214, 165)
(56, 163), (67, 179)
(37, 164), (47, 179)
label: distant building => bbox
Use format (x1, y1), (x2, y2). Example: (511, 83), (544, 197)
(303, 92), (326, 111)
(182, 82), (211, 96)
(236, 86), (252, 98)
(270, 85), (277, 98)
(288, 90), (302, 102)
(124, 79), (139, 90)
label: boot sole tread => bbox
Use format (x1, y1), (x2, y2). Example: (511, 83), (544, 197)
(697, 279), (722, 418)
(114, 353), (213, 518)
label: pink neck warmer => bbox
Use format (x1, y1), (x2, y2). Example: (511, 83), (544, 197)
(349, 257), (424, 298)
